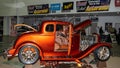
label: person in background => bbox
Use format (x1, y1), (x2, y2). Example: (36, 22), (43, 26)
(99, 26), (104, 41)
(99, 26), (104, 36)
(117, 28), (120, 45)
(118, 28), (120, 35)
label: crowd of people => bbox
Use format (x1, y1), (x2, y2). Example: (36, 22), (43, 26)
(99, 26), (120, 45)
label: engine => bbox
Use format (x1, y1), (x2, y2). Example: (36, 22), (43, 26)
(80, 35), (97, 51)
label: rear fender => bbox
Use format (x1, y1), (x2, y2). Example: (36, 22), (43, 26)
(78, 43), (111, 60)
(9, 41), (43, 59)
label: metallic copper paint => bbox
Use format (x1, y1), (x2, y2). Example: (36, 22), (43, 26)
(8, 20), (111, 62)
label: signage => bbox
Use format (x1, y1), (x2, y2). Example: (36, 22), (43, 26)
(88, 0), (100, 6)
(115, 0), (120, 7)
(85, 5), (109, 12)
(76, 0), (111, 12)
(28, 5), (35, 14)
(28, 4), (49, 14)
(63, 2), (74, 10)
(50, 3), (61, 11)
(76, 1), (88, 12)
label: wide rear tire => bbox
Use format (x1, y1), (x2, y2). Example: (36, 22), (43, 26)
(18, 45), (39, 64)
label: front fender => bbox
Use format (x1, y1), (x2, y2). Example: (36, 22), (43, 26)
(78, 42), (112, 60)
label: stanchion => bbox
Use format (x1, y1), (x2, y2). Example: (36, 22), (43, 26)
(97, 61), (107, 68)
(24, 60), (40, 68)
(24, 65), (33, 68)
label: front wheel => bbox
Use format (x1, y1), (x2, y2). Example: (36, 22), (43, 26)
(18, 45), (39, 64)
(94, 46), (111, 61)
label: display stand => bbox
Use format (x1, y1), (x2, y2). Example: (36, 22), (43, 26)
(97, 61), (107, 68)
(24, 65), (33, 68)
(24, 61), (107, 68)
(110, 34), (117, 43)
(24, 60), (40, 68)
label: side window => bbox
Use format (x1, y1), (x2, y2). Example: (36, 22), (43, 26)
(46, 24), (54, 32)
(56, 24), (63, 31)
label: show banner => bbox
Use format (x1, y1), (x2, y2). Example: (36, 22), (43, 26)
(28, 4), (49, 14)
(115, 0), (120, 7)
(76, 0), (111, 12)
(76, 1), (88, 12)
(62, 2), (74, 12)
(50, 3), (61, 13)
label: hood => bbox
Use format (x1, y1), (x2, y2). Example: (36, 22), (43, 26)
(14, 24), (37, 32)
(73, 19), (91, 31)
(14, 24), (38, 36)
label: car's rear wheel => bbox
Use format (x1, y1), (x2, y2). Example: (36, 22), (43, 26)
(18, 45), (39, 64)
(95, 46), (111, 61)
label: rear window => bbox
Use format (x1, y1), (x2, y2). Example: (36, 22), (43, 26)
(45, 24), (54, 32)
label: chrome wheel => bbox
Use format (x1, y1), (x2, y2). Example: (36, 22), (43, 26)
(18, 45), (39, 64)
(95, 46), (111, 61)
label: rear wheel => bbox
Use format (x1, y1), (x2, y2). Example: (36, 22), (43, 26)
(94, 46), (111, 61)
(18, 45), (39, 64)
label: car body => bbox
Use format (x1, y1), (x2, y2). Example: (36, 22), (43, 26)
(8, 19), (111, 65)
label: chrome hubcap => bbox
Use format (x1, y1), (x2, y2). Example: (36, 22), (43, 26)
(97, 47), (110, 60)
(21, 46), (37, 64)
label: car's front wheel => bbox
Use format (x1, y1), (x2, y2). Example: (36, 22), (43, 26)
(18, 45), (39, 64)
(95, 46), (111, 61)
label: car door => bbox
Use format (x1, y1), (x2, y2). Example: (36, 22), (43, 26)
(42, 24), (55, 52)
(54, 24), (70, 52)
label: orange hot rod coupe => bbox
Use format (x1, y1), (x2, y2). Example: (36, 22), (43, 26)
(8, 19), (111, 65)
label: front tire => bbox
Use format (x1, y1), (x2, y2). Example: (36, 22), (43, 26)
(94, 46), (111, 61)
(18, 45), (39, 64)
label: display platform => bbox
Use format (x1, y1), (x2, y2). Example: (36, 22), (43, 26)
(0, 55), (106, 68)
(0, 36), (120, 68)
(0, 55), (120, 68)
